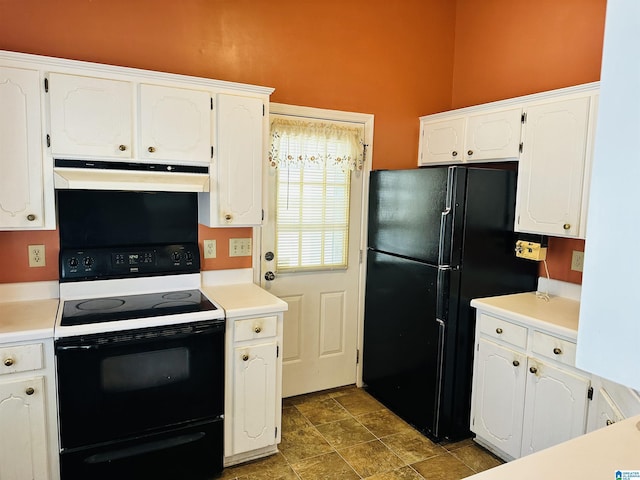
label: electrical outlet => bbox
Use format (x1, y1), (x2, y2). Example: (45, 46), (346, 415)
(229, 238), (252, 257)
(515, 240), (547, 261)
(28, 244), (46, 267)
(571, 250), (584, 272)
(203, 239), (217, 259)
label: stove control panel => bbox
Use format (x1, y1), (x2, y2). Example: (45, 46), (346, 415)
(60, 244), (201, 282)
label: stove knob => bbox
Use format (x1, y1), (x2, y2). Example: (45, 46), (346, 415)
(185, 251), (193, 262)
(84, 257), (93, 267)
(68, 257), (79, 268)
(172, 251), (182, 262)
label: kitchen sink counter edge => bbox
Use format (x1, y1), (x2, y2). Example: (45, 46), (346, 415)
(470, 291), (580, 340)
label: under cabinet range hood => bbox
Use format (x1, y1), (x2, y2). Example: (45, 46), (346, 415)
(53, 159), (210, 192)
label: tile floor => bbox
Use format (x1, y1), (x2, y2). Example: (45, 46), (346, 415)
(218, 386), (503, 480)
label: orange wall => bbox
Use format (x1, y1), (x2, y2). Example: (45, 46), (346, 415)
(451, 0), (606, 284)
(0, 0), (456, 283)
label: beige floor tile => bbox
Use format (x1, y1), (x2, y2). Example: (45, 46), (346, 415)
(291, 451), (360, 480)
(295, 397), (351, 426)
(439, 437), (475, 451)
(450, 444), (503, 473)
(334, 389), (386, 416)
(381, 430), (446, 464)
(411, 452), (475, 480)
(282, 406), (313, 431)
(220, 452), (293, 480)
(365, 465), (426, 480)
(339, 439), (406, 477)
(316, 417), (376, 448)
(279, 425), (334, 463)
(356, 409), (416, 438)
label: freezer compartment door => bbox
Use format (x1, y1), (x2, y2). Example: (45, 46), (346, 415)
(362, 250), (442, 437)
(367, 168), (449, 264)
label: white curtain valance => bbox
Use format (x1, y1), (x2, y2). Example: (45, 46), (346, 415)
(269, 117), (364, 172)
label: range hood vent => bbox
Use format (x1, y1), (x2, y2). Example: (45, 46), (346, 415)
(53, 159), (210, 192)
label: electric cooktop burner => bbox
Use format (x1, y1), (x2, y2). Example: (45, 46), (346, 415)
(61, 289), (218, 326)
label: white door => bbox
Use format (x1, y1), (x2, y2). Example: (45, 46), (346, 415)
(260, 105), (372, 398)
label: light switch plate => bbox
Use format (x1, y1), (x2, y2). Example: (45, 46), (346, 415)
(229, 238), (252, 257)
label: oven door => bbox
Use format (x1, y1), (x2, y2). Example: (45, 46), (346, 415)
(55, 319), (225, 449)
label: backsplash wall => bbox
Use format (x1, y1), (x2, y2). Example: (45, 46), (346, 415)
(0, 226), (252, 284)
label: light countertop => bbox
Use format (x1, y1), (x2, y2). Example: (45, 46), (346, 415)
(202, 283), (288, 319)
(471, 292), (580, 339)
(0, 298), (59, 342)
(468, 414), (640, 478)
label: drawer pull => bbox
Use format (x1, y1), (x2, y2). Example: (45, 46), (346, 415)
(553, 347), (562, 355)
(25, 387), (35, 396)
(529, 366), (538, 374)
(495, 327), (503, 334)
(148, 146), (156, 153)
(467, 150), (474, 156)
(606, 419), (615, 426)
(452, 151), (458, 157)
(118, 144), (127, 151)
(3, 358), (14, 367)
(512, 360), (520, 367)
(254, 326), (262, 334)
(242, 354), (249, 362)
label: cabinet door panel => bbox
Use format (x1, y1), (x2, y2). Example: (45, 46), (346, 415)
(472, 339), (526, 459)
(232, 341), (276, 455)
(0, 66), (44, 228)
(216, 94), (263, 225)
(520, 358), (589, 456)
(465, 108), (522, 162)
(419, 117), (465, 165)
(0, 376), (48, 480)
(49, 73), (133, 159)
(139, 84), (211, 163)
(515, 97), (590, 237)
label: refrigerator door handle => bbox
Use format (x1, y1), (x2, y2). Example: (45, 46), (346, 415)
(433, 317), (446, 438)
(436, 266), (450, 322)
(438, 208), (453, 266)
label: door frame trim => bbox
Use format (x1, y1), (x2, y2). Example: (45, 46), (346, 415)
(253, 102), (374, 389)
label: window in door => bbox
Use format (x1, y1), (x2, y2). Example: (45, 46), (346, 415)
(269, 116), (364, 272)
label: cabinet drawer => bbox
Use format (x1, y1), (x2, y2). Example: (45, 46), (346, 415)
(234, 316), (277, 342)
(0, 343), (43, 375)
(531, 331), (576, 366)
(479, 314), (527, 349)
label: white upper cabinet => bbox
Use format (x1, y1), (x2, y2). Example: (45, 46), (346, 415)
(419, 107), (522, 166)
(139, 84), (212, 164)
(515, 96), (594, 238)
(0, 66), (45, 229)
(199, 94), (265, 226)
(48, 73), (133, 159)
(49, 74), (213, 165)
(465, 108), (522, 162)
(419, 116), (465, 164)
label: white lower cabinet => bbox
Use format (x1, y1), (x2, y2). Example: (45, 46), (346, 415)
(225, 314), (283, 466)
(471, 312), (591, 461)
(0, 376), (48, 480)
(0, 339), (58, 480)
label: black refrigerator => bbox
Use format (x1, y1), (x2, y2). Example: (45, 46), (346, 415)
(362, 165), (538, 441)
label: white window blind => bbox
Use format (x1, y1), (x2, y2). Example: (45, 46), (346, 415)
(270, 117), (362, 272)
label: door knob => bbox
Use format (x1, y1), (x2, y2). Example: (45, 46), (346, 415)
(265, 251), (274, 261)
(264, 271), (275, 281)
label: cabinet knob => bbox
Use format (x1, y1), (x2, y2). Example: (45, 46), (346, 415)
(148, 146), (156, 153)
(254, 326), (262, 334)
(119, 144), (127, 151)
(467, 150), (474, 156)
(529, 366), (538, 374)
(451, 151), (458, 157)
(3, 357), (14, 367)
(553, 347), (562, 355)
(242, 354), (249, 362)
(26, 214), (36, 222)
(25, 387), (35, 396)
(495, 327), (503, 334)
(224, 214), (233, 223)
(563, 223), (571, 230)
(512, 360), (520, 367)
(606, 419), (615, 426)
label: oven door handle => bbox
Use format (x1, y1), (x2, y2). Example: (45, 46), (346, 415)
(56, 344), (99, 351)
